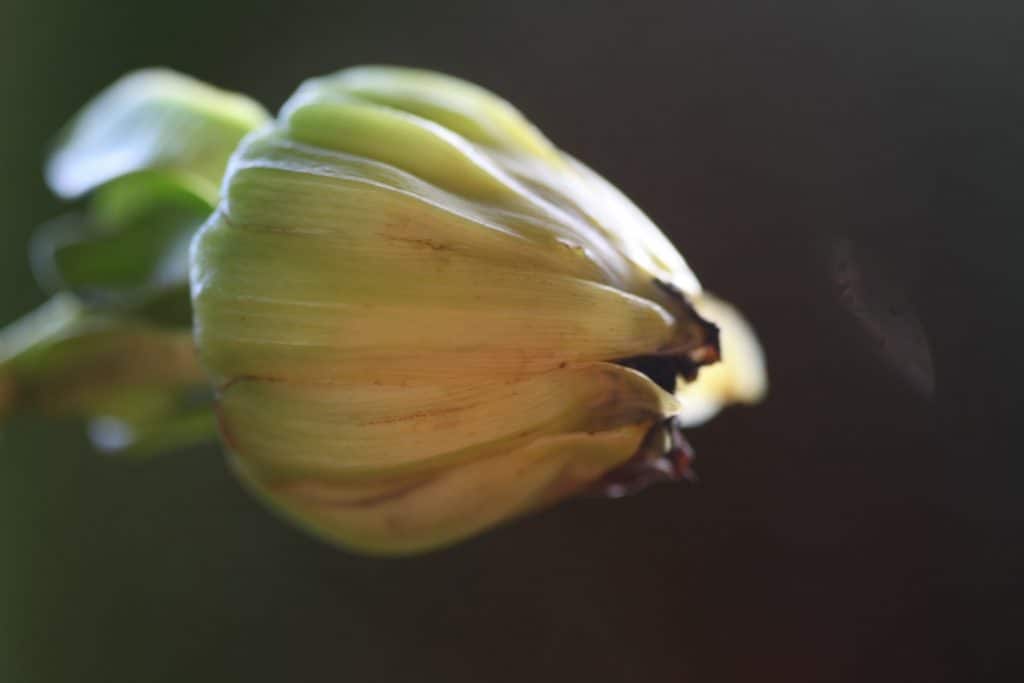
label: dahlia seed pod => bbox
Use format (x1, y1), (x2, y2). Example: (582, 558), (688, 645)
(190, 66), (767, 555)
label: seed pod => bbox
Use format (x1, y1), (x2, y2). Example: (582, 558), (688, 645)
(191, 66), (767, 555)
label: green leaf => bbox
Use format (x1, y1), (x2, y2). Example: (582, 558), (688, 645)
(46, 68), (269, 199)
(0, 295), (207, 423)
(31, 171), (212, 320)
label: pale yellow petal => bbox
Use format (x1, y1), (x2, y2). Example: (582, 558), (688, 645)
(231, 422), (649, 555)
(675, 292), (767, 426)
(217, 362), (677, 476)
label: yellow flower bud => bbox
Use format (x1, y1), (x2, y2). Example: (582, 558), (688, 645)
(190, 67), (767, 555)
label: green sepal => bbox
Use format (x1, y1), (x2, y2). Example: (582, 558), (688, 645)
(31, 171), (213, 322)
(0, 296), (214, 454)
(46, 68), (269, 199)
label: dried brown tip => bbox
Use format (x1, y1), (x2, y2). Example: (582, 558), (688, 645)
(614, 279), (721, 392)
(588, 417), (698, 498)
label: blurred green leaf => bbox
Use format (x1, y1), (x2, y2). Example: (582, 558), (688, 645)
(45, 68), (269, 199)
(31, 171), (212, 319)
(0, 295), (214, 454)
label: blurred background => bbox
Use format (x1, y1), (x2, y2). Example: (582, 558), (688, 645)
(1, 1), (1021, 681)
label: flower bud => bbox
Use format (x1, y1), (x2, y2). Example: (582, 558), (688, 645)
(191, 66), (766, 554)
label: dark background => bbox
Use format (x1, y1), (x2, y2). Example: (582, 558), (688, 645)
(2, 1), (1021, 681)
